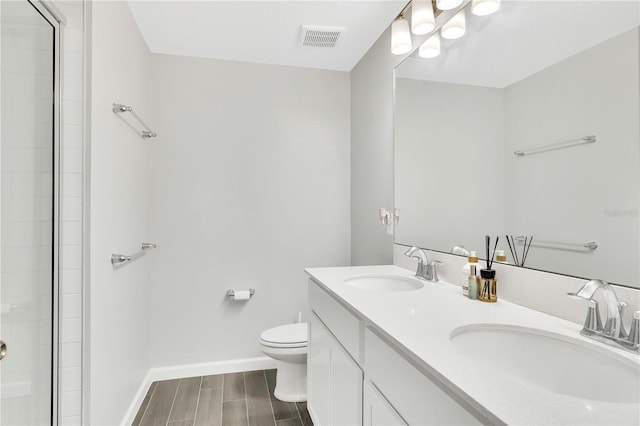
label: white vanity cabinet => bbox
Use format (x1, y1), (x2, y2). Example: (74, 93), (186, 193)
(308, 278), (484, 426)
(307, 284), (362, 426)
(365, 327), (481, 425)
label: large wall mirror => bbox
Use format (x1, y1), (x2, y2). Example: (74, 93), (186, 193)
(394, 1), (640, 288)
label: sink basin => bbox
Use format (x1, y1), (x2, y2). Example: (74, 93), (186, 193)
(450, 325), (640, 403)
(344, 274), (424, 292)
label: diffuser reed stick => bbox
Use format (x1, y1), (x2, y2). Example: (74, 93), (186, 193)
(522, 236), (533, 266)
(505, 235), (533, 267)
(506, 237), (517, 266)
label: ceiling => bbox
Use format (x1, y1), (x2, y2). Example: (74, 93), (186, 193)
(127, 0), (407, 72)
(396, 1), (640, 88)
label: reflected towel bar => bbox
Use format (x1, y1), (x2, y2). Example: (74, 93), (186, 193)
(514, 135), (596, 157)
(515, 236), (597, 250)
(111, 242), (157, 265)
(112, 103), (157, 139)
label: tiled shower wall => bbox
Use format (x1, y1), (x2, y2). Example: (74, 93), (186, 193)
(55, 1), (84, 424)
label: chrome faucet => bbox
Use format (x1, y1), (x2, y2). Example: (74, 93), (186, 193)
(404, 247), (442, 282)
(568, 279), (639, 353)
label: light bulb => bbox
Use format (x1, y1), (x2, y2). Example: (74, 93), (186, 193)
(472, 0), (501, 16)
(411, 0), (435, 35)
(391, 17), (412, 55)
(436, 0), (464, 11)
(419, 33), (440, 58)
(441, 9), (465, 40)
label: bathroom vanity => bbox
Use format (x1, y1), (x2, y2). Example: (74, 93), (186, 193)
(305, 265), (640, 426)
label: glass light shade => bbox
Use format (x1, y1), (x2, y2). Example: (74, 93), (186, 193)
(418, 33), (441, 58)
(391, 17), (412, 55)
(441, 9), (466, 39)
(436, 0), (464, 11)
(411, 0), (435, 35)
(472, 0), (500, 16)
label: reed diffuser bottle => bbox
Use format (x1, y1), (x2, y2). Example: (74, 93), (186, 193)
(479, 268), (497, 302)
(479, 235), (499, 303)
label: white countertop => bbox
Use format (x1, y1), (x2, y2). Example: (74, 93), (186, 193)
(305, 265), (640, 426)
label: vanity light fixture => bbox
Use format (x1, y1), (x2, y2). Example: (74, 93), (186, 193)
(471, 0), (501, 16)
(441, 8), (466, 39)
(391, 16), (412, 55)
(419, 32), (441, 58)
(436, 0), (464, 11)
(411, 0), (436, 35)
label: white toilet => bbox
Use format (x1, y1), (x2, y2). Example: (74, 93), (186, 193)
(259, 322), (308, 402)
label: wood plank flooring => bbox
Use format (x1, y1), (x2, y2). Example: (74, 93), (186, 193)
(132, 369), (313, 426)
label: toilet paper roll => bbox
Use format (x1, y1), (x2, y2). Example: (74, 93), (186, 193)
(233, 290), (251, 301)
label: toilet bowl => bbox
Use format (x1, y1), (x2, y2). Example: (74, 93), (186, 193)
(259, 322), (308, 402)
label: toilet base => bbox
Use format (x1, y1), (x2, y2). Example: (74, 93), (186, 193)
(273, 360), (307, 402)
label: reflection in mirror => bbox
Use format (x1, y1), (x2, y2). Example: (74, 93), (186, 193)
(394, 1), (639, 288)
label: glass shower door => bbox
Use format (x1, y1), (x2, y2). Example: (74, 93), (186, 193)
(0, 1), (57, 424)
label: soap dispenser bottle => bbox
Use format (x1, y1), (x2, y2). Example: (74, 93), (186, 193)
(468, 265), (480, 300)
(461, 251), (479, 296)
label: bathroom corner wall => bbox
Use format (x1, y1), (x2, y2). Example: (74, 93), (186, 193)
(350, 26), (396, 266)
(148, 55), (351, 368)
(349, 8), (460, 266)
(88, 2), (152, 425)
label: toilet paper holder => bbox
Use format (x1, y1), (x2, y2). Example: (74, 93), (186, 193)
(226, 288), (255, 298)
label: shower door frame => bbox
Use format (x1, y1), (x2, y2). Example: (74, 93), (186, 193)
(22, 1), (62, 423)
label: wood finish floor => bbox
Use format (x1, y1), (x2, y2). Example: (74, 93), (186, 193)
(132, 369), (313, 426)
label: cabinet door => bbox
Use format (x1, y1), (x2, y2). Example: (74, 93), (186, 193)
(309, 312), (363, 426)
(308, 313), (331, 426)
(330, 333), (362, 426)
(364, 381), (407, 426)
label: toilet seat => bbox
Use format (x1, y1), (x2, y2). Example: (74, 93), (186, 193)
(259, 323), (308, 348)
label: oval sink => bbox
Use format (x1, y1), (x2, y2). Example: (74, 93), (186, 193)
(450, 325), (640, 403)
(344, 274), (424, 292)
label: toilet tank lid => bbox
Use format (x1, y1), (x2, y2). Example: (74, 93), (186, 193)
(260, 323), (308, 345)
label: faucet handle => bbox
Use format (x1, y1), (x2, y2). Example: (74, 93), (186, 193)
(627, 311), (640, 347)
(426, 260), (442, 282)
(617, 302), (629, 339)
(583, 300), (603, 334)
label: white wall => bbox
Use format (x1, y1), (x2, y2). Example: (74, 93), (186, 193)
(504, 28), (639, 286)
(88, 2), (152, 424)
(148, 54), (351, 367)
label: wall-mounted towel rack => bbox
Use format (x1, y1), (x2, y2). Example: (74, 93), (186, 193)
(226, 288), (256, 298)
(111, 242), (157, 265)
(514, 236), (597, 250)
(514, 135), (596, 157)
(112, 103), (157, 139)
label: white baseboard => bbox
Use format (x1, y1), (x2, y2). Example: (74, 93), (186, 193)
(120, 356), (276, 425)
(148, 356), (276, 382)
(121, 369), (154, 426)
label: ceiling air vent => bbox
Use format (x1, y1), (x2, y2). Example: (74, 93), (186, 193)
(299, 25), (345, 48)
